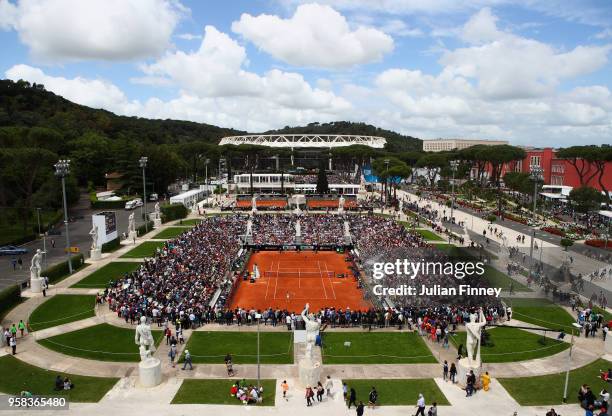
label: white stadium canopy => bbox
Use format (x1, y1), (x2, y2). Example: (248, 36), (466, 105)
(219, 134), (386, 149)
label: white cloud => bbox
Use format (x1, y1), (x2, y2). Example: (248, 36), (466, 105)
(440, 8), (612, 100)
(381, 19), (423, 37)
(231, 3), (393, 68)
(141, 26), (351, 113)
(0, 0), (17, 30)
(5, 64), (141, 114)
(177, 33), (202, 41)
(1, 0), (186, 61)
(595, 28), (612, 39)
(362, 8), (612, 146)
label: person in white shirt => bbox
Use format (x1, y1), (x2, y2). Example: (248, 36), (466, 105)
(415, 393), (426, 416)
(325, 376), (334, 397)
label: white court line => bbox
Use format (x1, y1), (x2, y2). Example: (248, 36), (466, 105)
(273, 261), (280, 300)
(264, 261), (272, 300)
(324, 262), (337, 300)
(318, 261), (329, 300)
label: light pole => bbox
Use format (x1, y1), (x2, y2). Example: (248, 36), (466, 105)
(139, 157), (148, 233)
(450, 160), (459, 223)
(54, 159), (72, 274)
(205, 158), (210, 198)
(527, 165), (543, 285)
(563, 323), (582, 402)
(384, 159), (390, 206)
(255, 312), (262, 389)
(36, 208), (47, 269)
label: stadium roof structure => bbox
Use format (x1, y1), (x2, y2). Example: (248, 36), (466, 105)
(219, 134), (386, 149)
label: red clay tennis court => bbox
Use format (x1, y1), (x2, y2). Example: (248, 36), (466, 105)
(228, 251), (372, 312)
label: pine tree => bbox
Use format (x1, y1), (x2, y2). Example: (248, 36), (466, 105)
(316, 158), (329, 194)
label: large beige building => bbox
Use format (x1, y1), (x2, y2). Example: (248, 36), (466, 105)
(423, 138), (509, 152)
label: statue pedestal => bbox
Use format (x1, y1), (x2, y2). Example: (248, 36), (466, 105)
(338, 207), (344, 214)
(606, 334), (612, 355)
(298, 357), (321, 388)
(295, 235), (302, 245)
(128, 231), (138, 242)
(456, 357), (481, 388)
(138, 357), (162, 387)
(30, 276), (45, 293)
(90, 248), (102, 261)
(152, 218), (162, 229)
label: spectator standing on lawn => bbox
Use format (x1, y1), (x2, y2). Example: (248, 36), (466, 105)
(347, 387), (357, 409)
(182, 350), (193, 370)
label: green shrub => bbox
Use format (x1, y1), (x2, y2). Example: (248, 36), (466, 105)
(0, 285), (22, 320)
(43, 254), (85, 284)
(160, 204), (188, 223)
(137, 221), (154, 236)
(101, 238), (121, 253)
(486, 214), (497, 223)
(560, 238), (574, 251)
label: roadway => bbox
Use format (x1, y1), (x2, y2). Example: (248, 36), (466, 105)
(0, 193), (155, 291)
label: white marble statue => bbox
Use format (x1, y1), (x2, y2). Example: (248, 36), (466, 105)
(251, 195), (257, 212)
(30, 249), (43, 279)
(154, 202), (161, 219)
(295, 220), (301, 237)
(338, 195), (345, 210)
(344, 221), (350, 237)
(301, 303), (320, 360)
(135, 316), (156, 361)
(465, 307), (487, 366)
(246, 218), (253, 236)
(89, 225), (99, 250)
(128, 212), (136, 234)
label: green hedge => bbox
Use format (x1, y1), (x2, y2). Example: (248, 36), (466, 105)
(137, 221), (154, 236)
(101, 238), (121, 253)
(0, 285), (22, 321)
(43, 254), (85, 284)
(161, 204), (188, 223)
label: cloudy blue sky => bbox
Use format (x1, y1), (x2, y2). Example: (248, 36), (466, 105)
(1, 0), (611, 146)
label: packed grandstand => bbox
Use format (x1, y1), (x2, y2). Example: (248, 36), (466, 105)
(106, 210), (500, 326)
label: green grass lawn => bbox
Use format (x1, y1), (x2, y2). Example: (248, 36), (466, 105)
(178, 218), (204, 225)
(450, 327), (569, 363)
(172, 379), (276, 405)
(38, 323), (163, 362)
(185, 331), (293, 364)
(499, 358), (612, 405)
(483, 266), (530, 292)
(593, 306), (612, 322)
(71, 262), (141, 288)
(29, 295), (96, 331)
(152, 227), (193, 239)
(120, 241), (166, 258)
(0, 355), (118, 402)
(414, 229), (444, 241)
(344, 379), (449, 406)
(506, 298), (577, 330)
(322, 332), (436, 364)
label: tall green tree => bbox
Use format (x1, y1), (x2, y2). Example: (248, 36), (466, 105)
(569, 186), (604, 213)
(316, 158), (329, 194)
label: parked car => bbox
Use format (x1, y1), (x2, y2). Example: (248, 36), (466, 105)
(0, 245), (28, 256)
(125, 198), (144, 210)
(149, 193), (158, 202)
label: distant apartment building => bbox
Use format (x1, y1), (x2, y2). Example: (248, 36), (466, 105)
(493, 147), (612, 193)
(423, 138), (509, 152)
